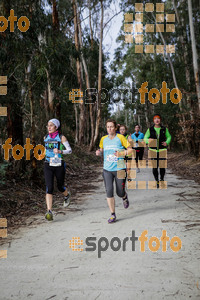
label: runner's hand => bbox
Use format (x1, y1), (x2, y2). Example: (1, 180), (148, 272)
(53, 148), (59, 154)
(162, 142), (167, 147)
(114, 151), (120, 157)
(96, 149), (101, 156)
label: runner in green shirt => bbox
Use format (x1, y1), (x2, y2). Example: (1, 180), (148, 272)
(144, 114), (171, 188)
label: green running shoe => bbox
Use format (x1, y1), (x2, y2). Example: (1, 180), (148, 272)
(45, 210), (53, 221)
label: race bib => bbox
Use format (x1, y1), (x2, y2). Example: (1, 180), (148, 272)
(50, 155), (62, 167)
(106, 154), (118, 162)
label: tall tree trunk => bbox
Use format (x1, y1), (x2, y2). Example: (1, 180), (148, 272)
(88, 0), (94, 50)
(144, 102), (150, 128)
(72, 0), (85, 144)
(42, 89), (50, 119)
(74, 105), (79, 144)
(76, 1), (94, 150)
(52, 0), (59, 32)
(188, 0), (200, 112)
(88, 0), (95, 150)
(152, 9), (190, 150)
(173, 0), (193, 119)
(45, 69), (55, 113)
(6, 76), (24, 170)
(125, 110), (127, 126)
(41, 0), (59, 122)
(93, 0), (104, 148)
(137, 114), (140, 126)
(55, 100), (61, 120)
(151, 12), (181, 109)
(29, 87), (38, 180)
(86, 106), (90, 145)
(26, 63), (37, 180)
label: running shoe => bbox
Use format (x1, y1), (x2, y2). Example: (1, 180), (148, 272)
(63, 192), (71, 207)
(157, 181), (160, 189)
(108, 214), (116, 223)
(123, 193), (129, 209)
(160, 180), (166, 189)
(45, 210), (53, 221)
(137, 168), (140, 173)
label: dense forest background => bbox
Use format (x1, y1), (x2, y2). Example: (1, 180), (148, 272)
(0, 0), (199, 185)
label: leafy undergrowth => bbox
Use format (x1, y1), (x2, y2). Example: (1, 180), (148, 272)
(167, 152), (200, 184)
(0, 145), (101, 232)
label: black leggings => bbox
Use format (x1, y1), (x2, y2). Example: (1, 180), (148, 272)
(44, 161), (66, 194)
(135, 148), (144, 163)
(153, 167), (165, 181)
(152, 153), (166, 181)
(103, 169), (126, 198)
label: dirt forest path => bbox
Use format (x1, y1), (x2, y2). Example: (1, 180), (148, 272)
(0, 166), (200, 300)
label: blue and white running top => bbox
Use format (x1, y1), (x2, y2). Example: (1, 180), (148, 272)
(44, 134), (63, 162)
(99, 134), (130, 171)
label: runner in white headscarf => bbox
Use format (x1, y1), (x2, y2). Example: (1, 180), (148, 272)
(44, 119), (72, 221)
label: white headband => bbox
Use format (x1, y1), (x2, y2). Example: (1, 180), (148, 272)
(48, 119), (60, 129)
